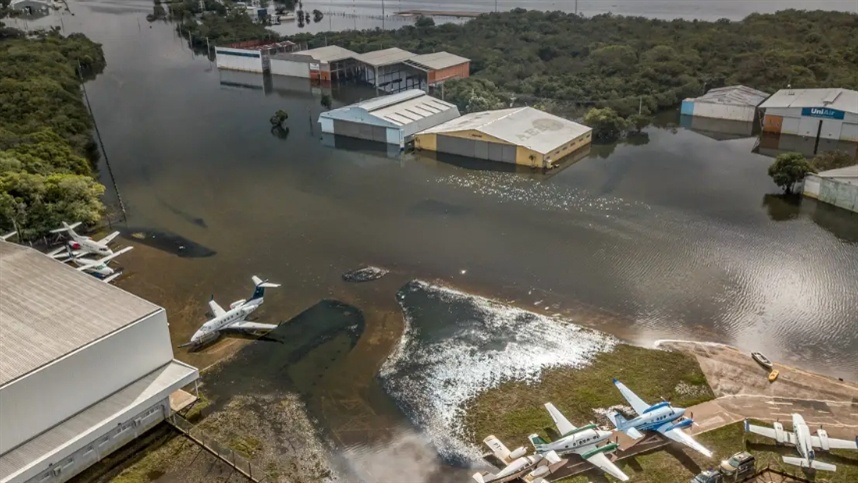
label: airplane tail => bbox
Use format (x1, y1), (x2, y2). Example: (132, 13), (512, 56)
(250, 275), (280, 300)
(471, 472), (493, 483)
(50, 221), (81, 234)
(782, 456), (836, 472)
(528, 433), (548, 451)
(607, 411), (643, 439)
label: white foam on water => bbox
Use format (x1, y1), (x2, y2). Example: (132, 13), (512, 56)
(379, 281), (617, 462)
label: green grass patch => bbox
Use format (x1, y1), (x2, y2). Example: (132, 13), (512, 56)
(112, 436), (190, 483)
(229, 435), (262, 458)
(558, 422), (858, 482)
(462, 344), (713, 446)
(184, 392), (211, 423)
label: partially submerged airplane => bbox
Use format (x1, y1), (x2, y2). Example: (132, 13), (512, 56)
(607, 379), (713, 458)
(64, 245), (133, 283)
(745, 414), (858, 471)
(473, 435), (564, 483)
(48, 221), (119, 258)
(529, 403), (629, 481)
(181, 275), (280, 348)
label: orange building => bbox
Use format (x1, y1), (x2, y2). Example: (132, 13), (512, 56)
(404, 52), (470, 88)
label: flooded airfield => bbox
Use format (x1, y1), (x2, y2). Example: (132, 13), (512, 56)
(41, 0), (858, 480)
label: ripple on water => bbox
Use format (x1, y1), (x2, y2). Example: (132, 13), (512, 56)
(379, 281), (616, 463)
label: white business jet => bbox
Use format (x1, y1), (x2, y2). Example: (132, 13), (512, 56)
(64, 245), (133, 283)
(473, 434), (564, 483)
(607, 379), (712, 458)
(529, 403), (629, 481)
(745, 414), (858, 471)
(48, 221), (120, 258)
(181, 276), (280, 348)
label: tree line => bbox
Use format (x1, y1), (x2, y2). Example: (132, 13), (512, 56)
(0, 25), (108, 239)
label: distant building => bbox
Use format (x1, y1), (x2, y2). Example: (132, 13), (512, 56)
(9, 0), (51, 15)
(0, 241), (199, 483)
(354, 48), (418, 92)
(759, 88), (858, 142)
(414, 106), (592, 168)
(319, 90), (460, 148)
(270, 45), (359, 82)
(214, 40), (298, 74)
(802, 165), (858, 213)
(403, 52), (470, 91)
(680, 85), (769, 122)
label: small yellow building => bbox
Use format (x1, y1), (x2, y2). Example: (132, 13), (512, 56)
(414, 106), (592, 168)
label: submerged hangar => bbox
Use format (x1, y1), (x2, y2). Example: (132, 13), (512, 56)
(0, 241), (198, 483)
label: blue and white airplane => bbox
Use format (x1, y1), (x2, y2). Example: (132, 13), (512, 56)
(180, 275), (280, 349)
(607, 379), (712, 458)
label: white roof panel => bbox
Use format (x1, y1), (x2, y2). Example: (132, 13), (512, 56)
(301, 45), (357, 63)
(688, 85), (769, 107)
(421, 107), (592, 154)
(0, 360), (198, 482)
(355, 47), (415, 67)
(819, 165), (858, 184)
(372, 95), (457, 127)
(320, 90), (459, 129)
(0, 241), (160, 386)
(759, 88), (858, 114)
(404, 51), (470, 71)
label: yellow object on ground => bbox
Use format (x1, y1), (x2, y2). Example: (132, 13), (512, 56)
(768, 370), (779, 382)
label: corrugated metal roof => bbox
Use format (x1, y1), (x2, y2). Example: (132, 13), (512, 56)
(687, 85), (769, 107)
(320, 90), (459, 131)
(355, 47), (415, 67)
(0, 241), (160, 386)
(300, 45), (357, 63)
(404, 51), (470, 71)
(819, 165), (858, 180)
(0, 360), (198, 481)
(759, 88), (858, 114)
(420, 106), (592, 154)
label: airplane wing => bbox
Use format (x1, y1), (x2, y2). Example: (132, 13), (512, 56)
(483, 435), (513, 465)
(545, 403), (576, 435)
(48, 246), (70, 259)
(101, 272), (122, 284)
(811, 435), (858, 450)
(208, 299), (226, 317)
(583, 452), (629, 482)
(99, 231), (120, 244)
(744, 421), (797, 445)
(612, 379), (650, 415)
(660, 426), (713, 458)
(228, 321), (278, 332)
(75, 246), (133, 271)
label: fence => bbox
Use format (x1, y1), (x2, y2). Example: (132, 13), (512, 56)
(167, 414), (262, 482)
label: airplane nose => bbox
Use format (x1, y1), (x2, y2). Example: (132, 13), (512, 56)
(676, 408), (686, 418)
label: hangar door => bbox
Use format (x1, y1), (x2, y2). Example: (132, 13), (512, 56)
(437, 135), (517, 163)
(333, 120), (390, 143)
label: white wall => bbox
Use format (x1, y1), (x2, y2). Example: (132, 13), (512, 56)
(842, 122), (858, 142)
(319, 117), (334, 134)
(803, 175), (821, 198)
(215, 48), (265, 73)
(385, 127), (402, 147)
(694, 102), (757, 122)
(270, 59), (309, 78)
(0, 311), (173, 454)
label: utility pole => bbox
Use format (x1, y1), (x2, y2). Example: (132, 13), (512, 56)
(639, 96), (642, 115)
(382, 0), (385, 30)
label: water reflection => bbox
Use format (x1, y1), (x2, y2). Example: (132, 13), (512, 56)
(764, 194), (858, 244)
(680, 115), (756, 141)
(754, 133), (858, 159)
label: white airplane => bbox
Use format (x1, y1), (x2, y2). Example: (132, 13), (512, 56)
(1, 230), (17, 241)
(607, 379), (712, 458)
(528, 403), (629, 481)
(181, 275), (281, 348)
(64, 245), (133, 283)
(745, 414), (858, 472)
(48, 221), (119, 258)
(473, 435), (564, 483)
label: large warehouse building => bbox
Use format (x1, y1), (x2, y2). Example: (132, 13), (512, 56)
(414, 106), (592, 168)
(0, 242), (199, 483)
(270, 45), (358, 82)
(214, 39), (299, 73)
(680, 85), (769, 122)
(759, 88), (858, 141)
(318, 90), (460, 147)
(802, 165), (858, 213)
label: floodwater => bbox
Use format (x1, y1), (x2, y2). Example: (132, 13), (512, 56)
(28, 0), (858, 477)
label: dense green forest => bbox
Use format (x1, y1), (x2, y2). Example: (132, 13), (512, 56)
(0, 25), (107, 239)
(289, 9), (858, 116)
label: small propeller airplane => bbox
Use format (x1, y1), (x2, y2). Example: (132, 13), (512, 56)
(745, 413), (858, 471)
(180, 275), (281, 349)
(47, 221), (120, 259)
(473, 434), (565, 483)
(528, 403), (629, 481)
(607, 379), (712, 458)
(64, 245), (133, 284)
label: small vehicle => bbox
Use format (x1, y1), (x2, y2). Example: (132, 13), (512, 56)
(768, 370), (779, 382)
(690, 469), (722, 483)
(751, 352), (773, 370)
(720, 451), (756, 480)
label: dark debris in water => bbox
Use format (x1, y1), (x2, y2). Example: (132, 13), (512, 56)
(342, 265), (389, 283)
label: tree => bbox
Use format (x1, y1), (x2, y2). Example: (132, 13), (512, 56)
(443, 78), (506, 113)
(320, 93), (332, 110)
(811, 150), (856, 171)
(626, 113), (651, 133)
(583, 107), (627, 143)
(767, 152), (816, 194)
(414, 15), (434, 28)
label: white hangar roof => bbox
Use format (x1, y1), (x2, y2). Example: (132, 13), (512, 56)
(420, 106), (592, 155)
(0, 241), (160, 386)
(686, 85), (770, 107)
(759, 88), (858, 114)
(320, 89), (460, 130)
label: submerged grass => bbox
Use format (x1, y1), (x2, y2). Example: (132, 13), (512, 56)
(462, 344), (713, 446)
(559, 421), (858, 482)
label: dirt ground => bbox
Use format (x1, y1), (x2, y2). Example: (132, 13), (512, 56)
(655, 340), (858, 402)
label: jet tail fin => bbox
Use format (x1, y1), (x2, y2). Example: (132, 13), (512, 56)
(250, 275), (280, 300)
(607, 411), (643, 439)
(782, 456), (836, 472)
(528, 433), (548, 450)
